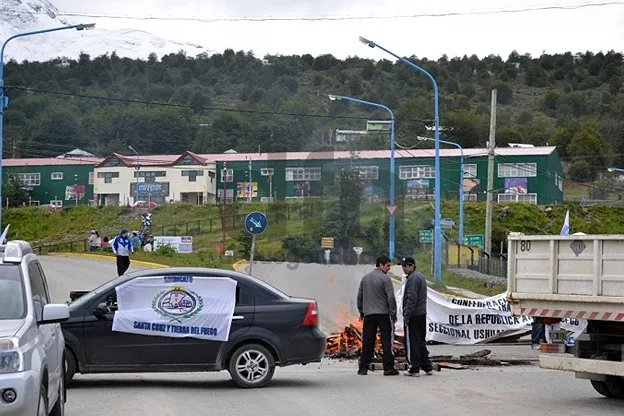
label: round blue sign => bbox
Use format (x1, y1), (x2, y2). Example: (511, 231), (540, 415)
(245, 211), (268, 235)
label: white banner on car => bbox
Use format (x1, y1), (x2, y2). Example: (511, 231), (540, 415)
(112, 275), (237, 342)
(395, 278), (587, 345)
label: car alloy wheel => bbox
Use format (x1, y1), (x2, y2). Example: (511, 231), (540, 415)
(235, 349), (270, 384)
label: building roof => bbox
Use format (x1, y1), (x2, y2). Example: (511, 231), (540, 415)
(3, 157), (103, 167)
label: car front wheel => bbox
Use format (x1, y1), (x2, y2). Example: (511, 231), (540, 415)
(228, 344), (275, 388)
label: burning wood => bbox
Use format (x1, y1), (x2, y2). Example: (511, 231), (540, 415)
(325, 309), (405, 359)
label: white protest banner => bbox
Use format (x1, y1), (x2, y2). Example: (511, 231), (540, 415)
(394, 282), (587, 345)
(112, 274), (237, 342)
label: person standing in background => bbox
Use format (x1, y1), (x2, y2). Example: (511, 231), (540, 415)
(356, 255), (399, 376)
(400, 256), (434, 377)
(112, 228), (133, 276)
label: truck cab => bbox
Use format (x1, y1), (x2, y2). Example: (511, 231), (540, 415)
(0, 240), (71, 415)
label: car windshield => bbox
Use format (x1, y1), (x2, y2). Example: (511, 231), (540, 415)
(0, 265), (26, 320)
(70, 275), (128, 308)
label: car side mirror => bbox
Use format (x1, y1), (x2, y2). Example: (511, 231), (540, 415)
(39, 304), (70, 325)
(93, 302), (110, 317)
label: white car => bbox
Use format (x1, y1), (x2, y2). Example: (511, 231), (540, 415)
(0, 240), (70, 415)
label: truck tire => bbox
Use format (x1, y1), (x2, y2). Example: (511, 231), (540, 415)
(590, 380), (616, 398)
(605, 376), (624, 399)
(227, 343), (275, 389)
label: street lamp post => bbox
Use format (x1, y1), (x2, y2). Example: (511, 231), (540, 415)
(128, 145), (140, 205)
(415, 136), (464, 244)
(0, 23), (95, 226)
(328, 94), (396, 259)
(360, 36), (443, 284)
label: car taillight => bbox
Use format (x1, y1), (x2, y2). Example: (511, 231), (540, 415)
(302, 301), (318, 327)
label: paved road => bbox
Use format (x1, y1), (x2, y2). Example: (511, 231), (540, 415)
(40, 255), (624, 415)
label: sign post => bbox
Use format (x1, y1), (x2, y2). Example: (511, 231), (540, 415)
(353, 246), (363, 264)
(244, 211), (268, 275)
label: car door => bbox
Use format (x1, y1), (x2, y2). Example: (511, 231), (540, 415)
(29, 261), (60, 396)
(171, 280), (254, 367)
(81, 288), (172, 368)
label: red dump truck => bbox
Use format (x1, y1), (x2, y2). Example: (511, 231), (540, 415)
(507, 233), (624, 399)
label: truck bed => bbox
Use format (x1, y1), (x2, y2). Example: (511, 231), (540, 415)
(507, 233), (624, 321)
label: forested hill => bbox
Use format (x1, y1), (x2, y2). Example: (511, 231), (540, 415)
(3, 49), (624, 181)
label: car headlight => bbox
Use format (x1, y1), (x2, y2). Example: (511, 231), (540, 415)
(0, 338), (22, 374)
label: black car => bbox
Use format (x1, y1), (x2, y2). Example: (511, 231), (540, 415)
(61, 267), (325, 388)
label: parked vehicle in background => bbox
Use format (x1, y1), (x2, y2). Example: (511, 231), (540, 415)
(507, 233), (624, 399)
(0, 239), (70, 415)
(62, 267), (325, 388)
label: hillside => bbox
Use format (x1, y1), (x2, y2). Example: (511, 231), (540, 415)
(3, 49), (624, 184)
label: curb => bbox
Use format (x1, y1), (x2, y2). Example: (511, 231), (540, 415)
(49, 252), (168, 269)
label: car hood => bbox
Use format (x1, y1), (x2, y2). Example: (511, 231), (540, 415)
(0, 320), (25, 338)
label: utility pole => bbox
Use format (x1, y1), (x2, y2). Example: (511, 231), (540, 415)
(247, 157), (252, 202)
(221, 161), (228, 254)
(485, 89), (497, 257)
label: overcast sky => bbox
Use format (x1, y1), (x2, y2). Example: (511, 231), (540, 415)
(54, 0), (624, 60)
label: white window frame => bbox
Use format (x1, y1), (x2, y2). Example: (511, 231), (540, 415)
(50, 199), (63, 207)
(463, 193), (478, 201)
(497, 163), (537, 178)
(497, 193), (538, 204)
(463, 164), (477, 178)
(358, 166), (379, 180)
(221, 168), (233, 182)
(261, 168), (274, 176)
(18, 173), (40, 187)
(285, 167), (322, 181)
(399, 165), (434, 179)
(89, 172), (95, 185)
(51, 172), (63, 180)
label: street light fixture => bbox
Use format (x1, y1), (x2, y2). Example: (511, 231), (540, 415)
(416, 136), (465, 244)
(128, 145), (140, 204)
(360, 35), (443, 284)
(0, 23), (96, 226)
(328, 94), (397, 259)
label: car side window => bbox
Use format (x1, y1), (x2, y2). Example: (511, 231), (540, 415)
(95, 290), (118, 313)
(28, 261), (49, 321)
(236, 285), (253, 306)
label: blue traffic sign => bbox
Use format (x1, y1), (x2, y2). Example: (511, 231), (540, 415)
(245, 211), (268, 235)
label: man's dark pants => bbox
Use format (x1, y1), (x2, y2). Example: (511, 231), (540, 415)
(116, 255), (130, 276)
(404, 314), (433, 373)
(358, 314), (395, 372)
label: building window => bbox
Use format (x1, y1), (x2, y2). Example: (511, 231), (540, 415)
(285, 167), (322, 181)
(463, 164), (477, 178)
(89, 172), (94, 185)
(463, 194), (478, 201)
(50, 199), (63, 207)
(18, 173), (40, 186)
(261, 168), (274, 176)
(182, 169), (204, 182)
(497, 193), (538, 204)
(358, 166), (379, 180)
(399, 165), (434, 179)
(97, 172), (120, 184)
(221, 168), (233, 182)
(134, 171), (166, 179)
(497, 163), (537, 177)
(51, 172), (63, 180)
(555, 172), (563, 191)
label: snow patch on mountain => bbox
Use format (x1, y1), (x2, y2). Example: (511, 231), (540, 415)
(0, 0), (210, 62)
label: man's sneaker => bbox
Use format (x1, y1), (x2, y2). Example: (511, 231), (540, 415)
(357, 369), (368, 375)
(384, 369), (399, 376)
(425, 370), (434, 376)
(403, 370), (420, 377)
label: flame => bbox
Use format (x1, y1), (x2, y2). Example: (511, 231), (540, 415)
(326, 306), (405, 359)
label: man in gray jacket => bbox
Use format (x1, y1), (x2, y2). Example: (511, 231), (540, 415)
(357, 255), (399, 376)
(400, 256), (433, 377)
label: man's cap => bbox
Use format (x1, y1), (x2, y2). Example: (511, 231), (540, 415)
(120, 228), (128, 234)
(399, 256), (416, 266)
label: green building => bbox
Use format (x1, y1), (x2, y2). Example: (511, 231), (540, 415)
(214, 146), (564, 205)
(2, 156), (102, 207)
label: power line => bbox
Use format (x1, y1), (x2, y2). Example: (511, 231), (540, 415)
(18, 1), (623, 23)
(5, 85), (431, 124)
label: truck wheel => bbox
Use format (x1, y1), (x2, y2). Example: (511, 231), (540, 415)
(590, 380), (616, 398)
(605, 376), (624, 399)
(228, 344), (275, 388)
(64, 349), (76, 385)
